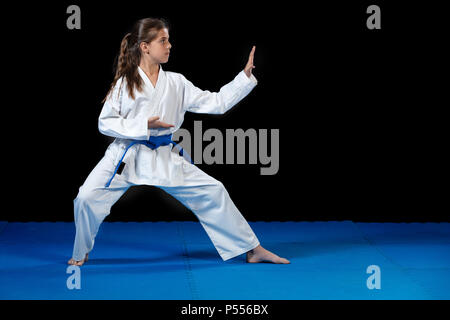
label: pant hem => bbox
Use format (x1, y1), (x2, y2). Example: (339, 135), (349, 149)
(220, 239), (260, 261)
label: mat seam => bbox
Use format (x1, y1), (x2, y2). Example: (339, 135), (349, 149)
(176, 222), (200, 300)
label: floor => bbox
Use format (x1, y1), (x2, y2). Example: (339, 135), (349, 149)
(0, 221), (449, 299)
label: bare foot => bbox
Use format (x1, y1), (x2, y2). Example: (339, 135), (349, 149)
(246, 245), (290, 264)
(67, 253), (89, 266)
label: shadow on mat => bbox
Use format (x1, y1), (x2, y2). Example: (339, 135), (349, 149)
(259, 240), (368, 259)
(84, 249), (233, 266)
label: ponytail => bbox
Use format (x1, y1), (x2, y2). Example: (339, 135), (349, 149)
(102, 32), (139, 103)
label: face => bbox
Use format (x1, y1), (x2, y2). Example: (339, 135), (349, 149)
(141, 28), (171, 64)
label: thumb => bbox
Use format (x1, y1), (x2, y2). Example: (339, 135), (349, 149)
(148, 116), (160, 122)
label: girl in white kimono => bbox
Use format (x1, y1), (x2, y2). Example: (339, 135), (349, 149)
(68, 17), (290, 266)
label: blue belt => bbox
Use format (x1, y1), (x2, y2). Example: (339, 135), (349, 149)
(105, 134), (192, 187)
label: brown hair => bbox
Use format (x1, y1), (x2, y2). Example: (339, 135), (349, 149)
(102, 17), (169, 103)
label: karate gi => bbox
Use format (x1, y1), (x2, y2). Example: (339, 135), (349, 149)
(71, 65), (260, 262)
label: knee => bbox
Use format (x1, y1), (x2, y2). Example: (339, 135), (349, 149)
(74, 186), (96, 206)
(73, 186), (111, 221)
(209, 179), (227, 198)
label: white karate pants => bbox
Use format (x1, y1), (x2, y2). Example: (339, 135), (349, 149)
(71, 152), (260, 262)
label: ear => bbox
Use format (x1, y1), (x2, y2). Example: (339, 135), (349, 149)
(139, 42), (148, 54)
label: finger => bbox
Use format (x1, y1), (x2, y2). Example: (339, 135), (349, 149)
(246, 58), (254, 69)
(248, 56), (253, 67)
(248, 51), (254, 63)
(156, 121), (174, 128)
(249, 46), (255, 63)
(246, 47), (254, 64)
(148, 116), (160, 122)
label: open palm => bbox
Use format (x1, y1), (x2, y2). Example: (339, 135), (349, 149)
(147, 116), (174, 129)
(244, 46), (256, 78)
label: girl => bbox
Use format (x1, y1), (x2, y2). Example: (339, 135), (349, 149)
(68, 17), (290, 266)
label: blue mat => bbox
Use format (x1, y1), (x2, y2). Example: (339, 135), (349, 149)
(0, 221), (448, 299)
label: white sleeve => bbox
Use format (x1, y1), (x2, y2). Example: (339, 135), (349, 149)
(98, 79), (149, 140)
(182, 70), (258, 114)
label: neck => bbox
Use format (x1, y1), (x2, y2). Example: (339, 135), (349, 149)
(139, 59), (160, 76)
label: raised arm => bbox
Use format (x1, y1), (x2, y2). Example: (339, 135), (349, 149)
(183, 46), (258, 114)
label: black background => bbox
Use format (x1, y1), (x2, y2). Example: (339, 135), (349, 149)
(3, 1), (447, 222)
